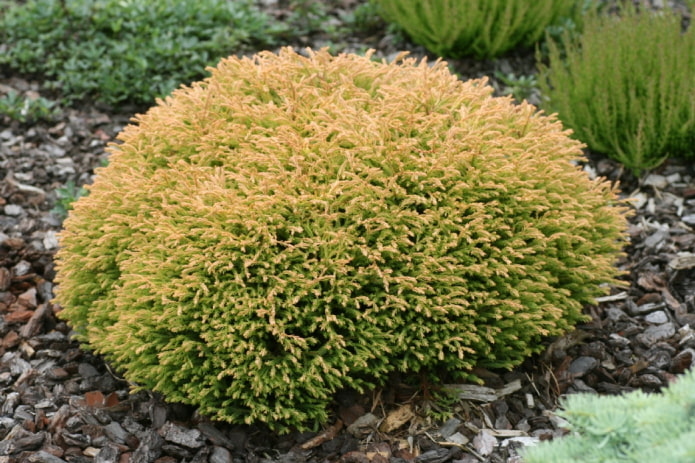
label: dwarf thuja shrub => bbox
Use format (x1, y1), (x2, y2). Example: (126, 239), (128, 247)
(523, 369), (695, 462)
(0, 0), (272, 106)
(55, 48), (628, 432)
(374, 0), (584, 58)
(538, 3), (695, 173)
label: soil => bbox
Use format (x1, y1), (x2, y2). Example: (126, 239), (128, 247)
(1, 1), (695, 462)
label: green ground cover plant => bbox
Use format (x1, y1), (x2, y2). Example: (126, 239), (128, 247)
(52, 180), (90, 221)
(523, 368), (695, 462)
(54, 48), (628, 432)
(538, 2), (695, 173)
(0, 90), (60, 123)
(374, 0), (584, 58)
(493, 71), (538, 103)
(0, 0), (274, 106)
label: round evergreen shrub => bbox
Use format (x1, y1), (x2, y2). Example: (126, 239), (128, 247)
(55, 48), (628, 432)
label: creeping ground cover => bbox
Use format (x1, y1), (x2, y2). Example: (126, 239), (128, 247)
(54, 48), (628, 432)
(0, 0), (274, 106)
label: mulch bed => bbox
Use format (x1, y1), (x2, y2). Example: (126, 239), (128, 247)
(2, 2), (695, 461)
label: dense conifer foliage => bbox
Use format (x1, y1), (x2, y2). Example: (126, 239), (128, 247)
(55, 48), (628, 431)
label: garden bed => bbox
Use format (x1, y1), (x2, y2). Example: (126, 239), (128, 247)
(1, 1), (694, 462)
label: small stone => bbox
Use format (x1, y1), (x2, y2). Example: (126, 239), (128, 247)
(627, 301), (665, 316)
(679, 325), (695, 345)
(569, 379), (597, 394)
(644, 311), (668, 324)
(671, 349), (694, 373)
(1, 429), (46, 454)
(346, 413), (378, 438)
(606, 308), (629, 322)
(500, 436), (540, 448)
(446, 432), (469, 445)
(637, 323), (676, 346)
(630, 192), (648, 210)
(608, 333), (631, 347)
(78, 363), (100, 378)
(94, 443), (121, 463)
(1, 392), (20, 415)
(132, 429), (164, 462)
(104, 421), (130, 444)
(159, 421), (205, 448)
(682, 214), (695, 226)
(666, 172), (682, 184)
(47, 367), (70, 380)
(83, 447), (101, 457)
(12, 260), (32, 277)
(414, 448), (449, 463)
(472, 429), (497, 457)
(2, 352), (31, 376)
(43, 231), (59, 250)
(438, 417), (461, 438)
(17, 287), (37, 308)
(197, 422), (238, 449)
(568, 356), (598, 377)
(643, 174), (668, 189)
(515, 418), (531, 433)
(638, 374), (663, 388)
(26, 450), (67, 463)
(210, 446), (232, 463)
(644, 229), (669, 248)
(4, 204), (24, 216)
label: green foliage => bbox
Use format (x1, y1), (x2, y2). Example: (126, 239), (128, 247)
(54, 48), (628, 432)
(0, 0), (274, 106)
(493, 71), (538, 103)
(343, 0), (385, 35)
(52, 180), (89, 221)
(538, 3), (695, 173)
(269, 0), (375, 46)
(373, 0), (584, 58)
(283, 0), (338, 38)
(0, 90), (60, 123)
(523, 368), (695, 462)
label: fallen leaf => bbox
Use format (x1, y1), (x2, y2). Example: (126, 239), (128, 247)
(379, 404), (414, 433)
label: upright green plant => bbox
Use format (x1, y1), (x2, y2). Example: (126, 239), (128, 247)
(55, 48), (628, 432)
(374, 0), (584, 58)
(0, 0), (274, 106)
(538, 3), (695, 173)
(522, 368), (695, 462)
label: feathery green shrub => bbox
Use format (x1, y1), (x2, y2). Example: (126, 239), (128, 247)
(374, 0), (583, 58)
(523, 368), (695, 462)
(538, 3), (695, 173)
(55, 48), (628, 432)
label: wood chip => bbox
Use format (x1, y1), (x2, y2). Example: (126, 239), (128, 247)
(445, 380), (522, 402)
(300, 420), (343, 450)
